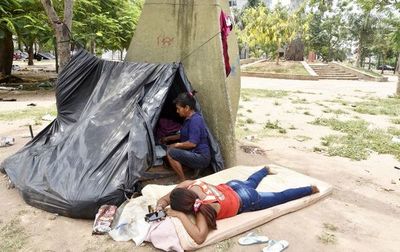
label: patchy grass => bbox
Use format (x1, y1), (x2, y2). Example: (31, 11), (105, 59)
(323, 223), (338, 232)
(322, 108), (349, 115)
(295, 135), (312, 142)
(278, 128), (287, 134)
(246, 118), (255, 124)
(391, 118), (400, 125)
(353, 97), (400, 116)
(292, 90), (317, 95)
(318, 222), (338, 245)
(311, 117), (400, 160)
(246, 109), (252, 113)
(241, 95), (251, 102)
(241, 88), (289, 99)
(0, 105), (57, 121)
(264, 120), (282, 129)
(0, 218), (28, 251)
(304, 111), (313, 116)
(243, 61), (309, 75)
(310, 118), (368, 134)
(235, 125), (252, 140)
(291, 97), (309, 104)
(274, 101), (281, 106)
(318, 232), (337, 244)
(289, 125), (297, 130)
(387, 127), (400, 136)
(325, 99), (349, 106)
(236, 118), (246, 127)
(264, 120), (287, 134)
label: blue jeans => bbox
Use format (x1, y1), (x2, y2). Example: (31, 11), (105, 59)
(168, 148), (211, 170)
(226, 168), (312, 213)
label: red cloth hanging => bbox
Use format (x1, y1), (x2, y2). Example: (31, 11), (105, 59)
(220, 11), (233, 77)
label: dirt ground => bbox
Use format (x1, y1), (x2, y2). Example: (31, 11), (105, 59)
(1, 74), (400, 252)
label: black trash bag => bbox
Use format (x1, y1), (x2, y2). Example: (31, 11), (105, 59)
(0, 49), (223, 218)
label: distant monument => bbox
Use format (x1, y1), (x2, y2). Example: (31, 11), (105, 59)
(126, 0), (241, 168)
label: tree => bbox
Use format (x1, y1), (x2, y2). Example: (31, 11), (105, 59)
(14, 0), (52, 66)
(305, 0), (350, 62)
(41, 0), (74, 72)
(267, 3), (297, 64)
(73, 0), (143, 57)
(238, 4), (297, 64)
(247, 0), (262, 8)
(390, 18), (400, 95)
(285, 3), (310, 61)
(0, 0), (21, 78)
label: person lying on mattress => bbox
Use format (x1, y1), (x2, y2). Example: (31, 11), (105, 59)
(161, 91), (211, 181)
(155, 167), (319, 244)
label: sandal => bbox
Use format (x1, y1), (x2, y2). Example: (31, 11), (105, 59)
(238, 232), (269, 246)
(262, 240), (289, 252)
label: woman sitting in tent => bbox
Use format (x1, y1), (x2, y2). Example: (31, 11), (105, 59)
(161, 91), (211, 181)
(155, 167), (319, 244)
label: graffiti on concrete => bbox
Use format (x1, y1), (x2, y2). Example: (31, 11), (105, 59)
(157, 35), (174, 48)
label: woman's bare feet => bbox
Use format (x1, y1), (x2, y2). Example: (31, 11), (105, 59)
(311, 185), (320, 194)
(265, 166), (277, 175)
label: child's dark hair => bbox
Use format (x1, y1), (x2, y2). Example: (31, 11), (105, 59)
(170, 187), (217, 229)
(173, 91), (197, 110)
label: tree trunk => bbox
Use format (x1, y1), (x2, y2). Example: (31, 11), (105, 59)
(18, 39), (22, 51)
(90, 39), (95, 54)
(41, 0), (74, 73)
(28, 42), (34, 66)
(397, 53), (400, 96)
(381, 54), (385, 74)
(0, 29), (14, 78)
(397, 70), (400, 96)
(276, 41), (280, 65)
(368, 56), (371, 70)
(54, 37), (59, 73)
(285, 37), (304, 61)
(356, 35), (362, 67)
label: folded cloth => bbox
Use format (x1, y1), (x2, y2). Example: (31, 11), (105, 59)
(145, 217), (184, 252)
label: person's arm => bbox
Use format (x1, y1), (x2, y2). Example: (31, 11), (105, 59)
(166, 208), (209, 244)
(156, 180), (194, 210)
(161, 134), (180, 144)
(169, 141), (196, 149)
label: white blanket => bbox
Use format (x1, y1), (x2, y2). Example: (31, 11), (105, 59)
(110, 165), (332, 250)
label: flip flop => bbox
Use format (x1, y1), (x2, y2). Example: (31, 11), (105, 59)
(238, 232), (269, 245)
(262, 240), (289, 252)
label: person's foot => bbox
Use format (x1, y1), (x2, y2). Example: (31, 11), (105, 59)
(191, 168), (201, 179)
(311, 185), (320, 194)
(265, 166), (277, 175)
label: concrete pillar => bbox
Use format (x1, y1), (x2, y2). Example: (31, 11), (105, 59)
(126, 0), (241, 168)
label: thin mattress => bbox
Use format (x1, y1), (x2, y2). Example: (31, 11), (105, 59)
(141, 165), (332, 250)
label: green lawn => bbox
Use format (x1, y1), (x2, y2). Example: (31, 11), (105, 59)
(242, 61), (309, 75)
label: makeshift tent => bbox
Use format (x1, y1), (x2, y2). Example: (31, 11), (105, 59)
(0, 49), (223, 219)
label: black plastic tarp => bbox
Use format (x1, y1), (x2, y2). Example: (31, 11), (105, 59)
(0, 49), (223, 218)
